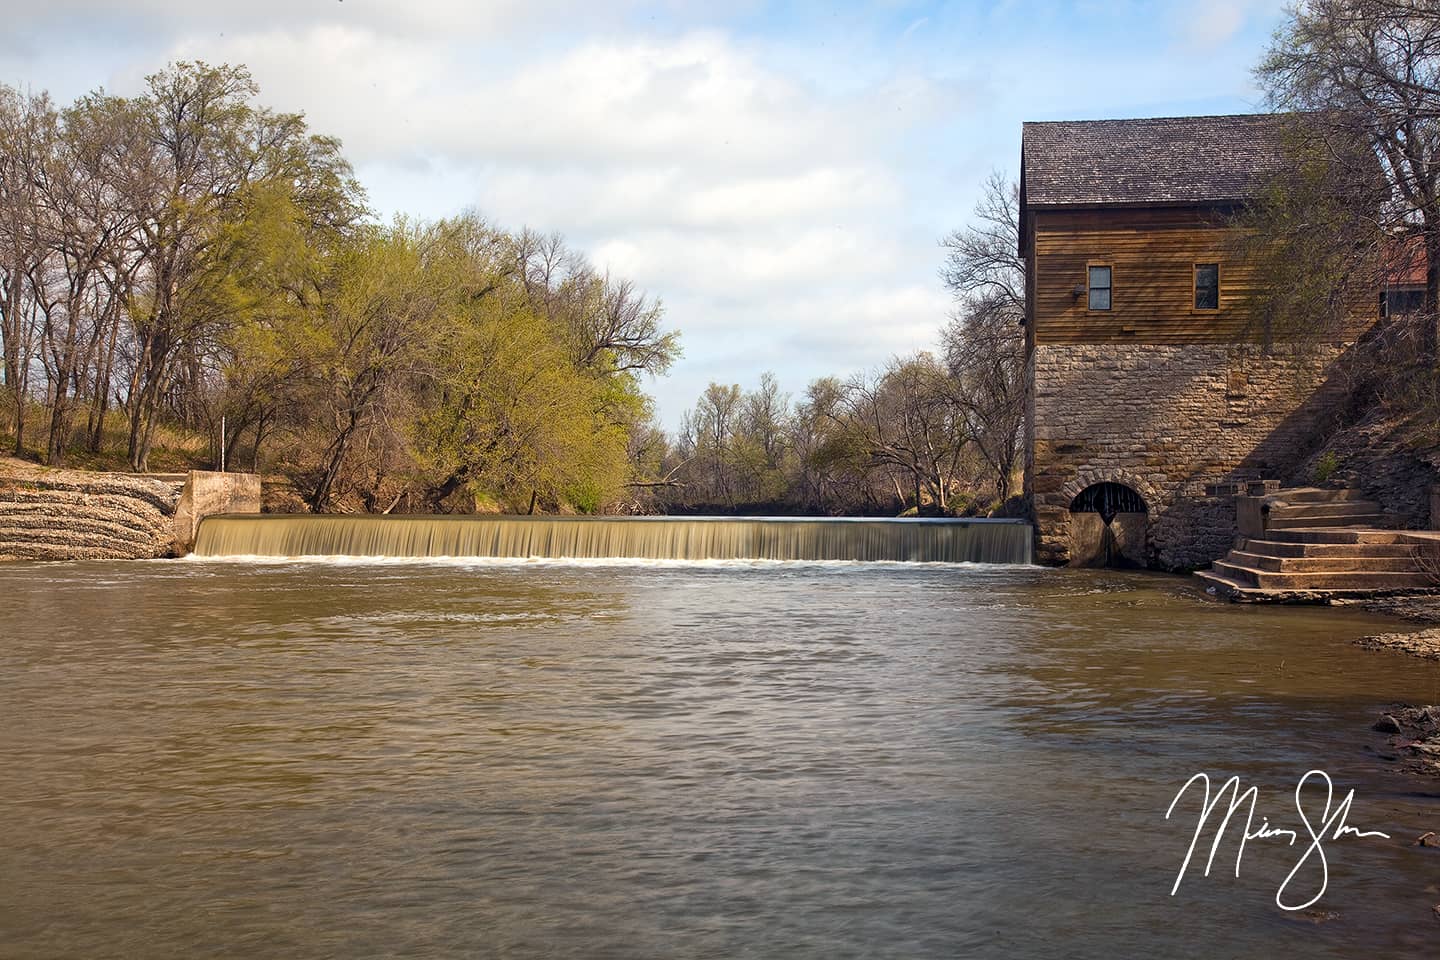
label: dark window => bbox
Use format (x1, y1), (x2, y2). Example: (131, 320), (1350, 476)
(1088, 265), (1111, 310)
(1194, 263), (1219, 310)
(1382, 287), (1425, 318)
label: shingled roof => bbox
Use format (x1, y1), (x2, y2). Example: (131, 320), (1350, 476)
(1021, 113), (1293, 207)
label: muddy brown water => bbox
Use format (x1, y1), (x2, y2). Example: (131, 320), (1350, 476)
(2, 559), (1439, 958)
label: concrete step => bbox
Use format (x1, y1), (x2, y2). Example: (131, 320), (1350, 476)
(1261, 528), (1406, 544)
(1269, 487), (1371, 504)
(1195, 569), (1255, 598)
(1225, 550), (1423, 573)
(1268, 499), (1382, 519)
(1210, 559), (1434, 591)
(1195, 568), (1438, 602)
(1239, 537), (1419, 558)
(1267, 513), (1391, 530)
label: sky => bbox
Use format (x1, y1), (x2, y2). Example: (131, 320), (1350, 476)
(0, 0), (1291, 429)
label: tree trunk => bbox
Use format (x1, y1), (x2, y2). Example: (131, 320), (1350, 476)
(87, 309), (121, 453)
(44, 351), (76, 467)
(251, 412), (269, 473)
(1425, 222), (1440, 360)
(310, 413), (364, 513)
(44, 394), (70, 466)
(420, 468), (468, 512)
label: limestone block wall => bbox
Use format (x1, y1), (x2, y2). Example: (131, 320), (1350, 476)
(1029, 342), (1348, 569)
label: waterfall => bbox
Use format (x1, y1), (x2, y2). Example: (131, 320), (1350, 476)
(193, 515), (1035, 564)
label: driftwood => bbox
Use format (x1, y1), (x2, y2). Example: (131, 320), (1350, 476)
(625, 457), (690, 489)
(625, 479), (686, 489)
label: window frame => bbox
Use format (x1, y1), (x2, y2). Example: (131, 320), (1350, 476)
(1086, 262), (1113, 312)
(1382, 286), (1426, 319)
(1192, 261), (1221, 312)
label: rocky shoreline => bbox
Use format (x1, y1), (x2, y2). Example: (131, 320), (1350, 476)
(0, 459), (183, 560)
(1355, 628), (1440, 660)
(1370, 705), (1440, 779)
(1348, 593), (1440, 661)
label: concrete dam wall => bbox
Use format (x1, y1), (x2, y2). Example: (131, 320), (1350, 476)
(193, 515), (1036, 564)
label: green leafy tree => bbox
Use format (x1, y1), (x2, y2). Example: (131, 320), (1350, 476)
(121, 61), (362, 470)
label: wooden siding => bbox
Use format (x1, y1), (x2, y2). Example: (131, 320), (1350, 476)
(1028, 206), (1375, 345)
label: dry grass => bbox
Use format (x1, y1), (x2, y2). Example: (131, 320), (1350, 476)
(1415, 539), (1440, 587)
(0, 404), (212, 475)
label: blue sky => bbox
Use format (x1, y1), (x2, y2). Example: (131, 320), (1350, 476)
(0, 0), (1290, 429)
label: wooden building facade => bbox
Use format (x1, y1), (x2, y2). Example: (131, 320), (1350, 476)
(1020, 114), (1367, 568)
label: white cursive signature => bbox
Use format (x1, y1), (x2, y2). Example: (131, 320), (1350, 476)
(1165, 769), (1391, 911)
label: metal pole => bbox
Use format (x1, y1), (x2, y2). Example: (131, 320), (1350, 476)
(220, 415), (225, 473)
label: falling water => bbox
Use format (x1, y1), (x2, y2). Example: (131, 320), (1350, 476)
(193, 515), (1034, 564)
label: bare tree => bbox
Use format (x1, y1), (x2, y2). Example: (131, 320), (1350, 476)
(1259, 0), (1440, 353)
(30, 94), (137, 464)
(942, 292), (1025, 501)
(940, 173), (1028, 501)
(678, 382), (744, 507)
(941, 170), (1025, 313)
(512, 231), (679, 377)
(825, 356), (969, 514)
(0, 86), (55, 456)
(573, 275), (679, 375)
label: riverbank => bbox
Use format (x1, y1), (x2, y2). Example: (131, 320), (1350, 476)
(0, 457), (184, 560)
(1370, 705), (1440, 779)
(0, 457), (261, 559)
(1349, 594), (1440, 661)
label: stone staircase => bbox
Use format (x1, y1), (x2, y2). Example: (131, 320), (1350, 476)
(1260, 487), (1390, 530)
(1196, 486), (1440, 601)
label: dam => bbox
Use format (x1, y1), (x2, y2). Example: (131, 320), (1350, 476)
(193, 515), (1034, 564)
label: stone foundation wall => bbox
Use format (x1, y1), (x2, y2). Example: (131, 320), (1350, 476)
(1029, 342), (1348, 569)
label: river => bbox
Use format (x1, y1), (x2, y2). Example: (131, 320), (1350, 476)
(2, 560), (1438, 957)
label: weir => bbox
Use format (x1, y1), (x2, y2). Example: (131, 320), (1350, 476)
(193, 515), (1035, 564)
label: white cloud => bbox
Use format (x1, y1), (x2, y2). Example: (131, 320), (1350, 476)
(0, 0), (1292, 429)
(1168, 0), (1288, 51)
(141, 22), (965, 426)
(168, 27), (889, 173)
(0, 0), (637, 39)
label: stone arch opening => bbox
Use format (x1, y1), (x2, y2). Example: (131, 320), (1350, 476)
(1069, 482), (1148, 525)
(1068, 482), (1148, 567)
